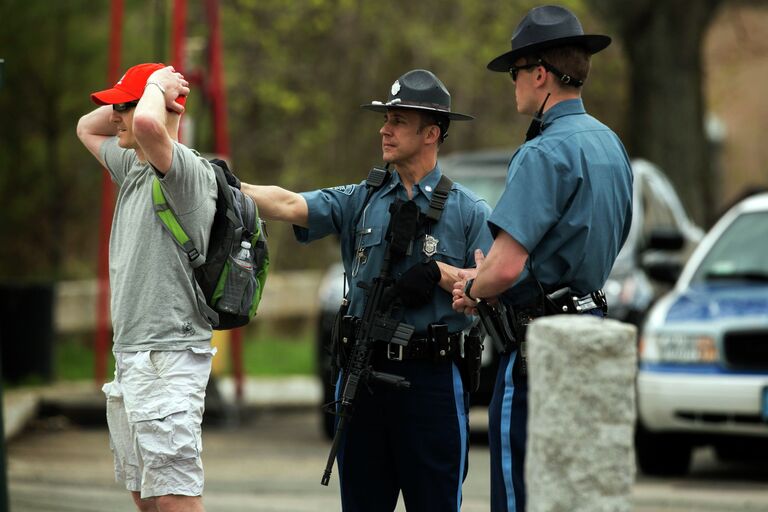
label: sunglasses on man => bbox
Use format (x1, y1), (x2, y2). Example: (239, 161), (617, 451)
(508, 63), (540, 82)
(509, 58), (584, 87)
(112, 101), (139, 112)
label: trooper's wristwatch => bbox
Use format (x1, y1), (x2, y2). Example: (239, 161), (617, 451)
(464, 278), (479, 302)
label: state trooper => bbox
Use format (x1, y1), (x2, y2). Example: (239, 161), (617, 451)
(239, 69), (493, 511)
(452, 6), (634, 511)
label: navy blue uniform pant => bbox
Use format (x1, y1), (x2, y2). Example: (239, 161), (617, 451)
(335, 357), (469, 512)
(489, 351), (527, 512)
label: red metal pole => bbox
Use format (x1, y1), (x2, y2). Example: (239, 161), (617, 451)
(206, 0), (241, 401)
(207, 0), (230, 157)
(171, 0), (187, 72)
(171, 0), (187, 143)
(94, 0), (124, 386)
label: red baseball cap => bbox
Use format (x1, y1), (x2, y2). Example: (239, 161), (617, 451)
(90, 62), (186, 107)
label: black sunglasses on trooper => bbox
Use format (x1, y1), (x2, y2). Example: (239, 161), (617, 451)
(508, 62), (540, 82)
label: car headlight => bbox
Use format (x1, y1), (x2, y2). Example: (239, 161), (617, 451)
(640, 333), (718, 363)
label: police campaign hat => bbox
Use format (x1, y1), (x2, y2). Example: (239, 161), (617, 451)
(487, 5), (611, 72)
(361, 69), (473, 121)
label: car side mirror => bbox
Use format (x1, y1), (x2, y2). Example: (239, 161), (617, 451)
(645, 228), (685, 251)
(643, 259), (683, 284)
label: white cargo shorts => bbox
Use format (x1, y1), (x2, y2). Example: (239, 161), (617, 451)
(102, 347), (215, 498)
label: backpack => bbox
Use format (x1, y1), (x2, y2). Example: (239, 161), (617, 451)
(152, 158), (269, 330)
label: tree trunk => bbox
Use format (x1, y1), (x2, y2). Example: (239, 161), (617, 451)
(590, 0), (722, 226)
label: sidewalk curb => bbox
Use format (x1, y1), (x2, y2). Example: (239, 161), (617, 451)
(3, 389), (39, 441)
(3, 376), (322, 441)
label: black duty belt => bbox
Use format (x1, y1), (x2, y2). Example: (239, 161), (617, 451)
(517, 288), (607, 318)
(380, 330), (462, 362)
(480, 288), (607, 356)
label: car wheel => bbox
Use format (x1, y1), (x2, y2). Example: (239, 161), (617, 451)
(635, 422), (692, 476)
(715, 438), (768, 463)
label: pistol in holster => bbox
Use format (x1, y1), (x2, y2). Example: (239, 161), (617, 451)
(476, 300), (530, 378)
(476, 300), (518, 353)
(461, 325), (484, 393)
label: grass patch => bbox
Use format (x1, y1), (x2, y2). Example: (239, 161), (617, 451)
(241, 331), (314, 376)
(55, 338), (116, 381)
(52, 329), (315, 381)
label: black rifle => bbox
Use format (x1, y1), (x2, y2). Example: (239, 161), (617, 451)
(320, 200), (421, 486)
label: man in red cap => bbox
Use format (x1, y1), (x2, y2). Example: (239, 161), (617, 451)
(77, 63), (217, 512)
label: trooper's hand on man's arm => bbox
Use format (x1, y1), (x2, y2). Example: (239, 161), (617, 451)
(240, 182), (310, 227)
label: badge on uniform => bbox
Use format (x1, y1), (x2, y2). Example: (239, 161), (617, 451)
(423, 234), (439, 257)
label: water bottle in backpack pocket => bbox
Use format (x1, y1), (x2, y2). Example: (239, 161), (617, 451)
(218, 240), (258, 314)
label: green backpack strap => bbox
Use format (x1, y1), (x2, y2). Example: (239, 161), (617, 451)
(152, 177), (206, 268)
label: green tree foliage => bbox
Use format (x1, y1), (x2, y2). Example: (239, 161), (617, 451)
(0, 0), (157, 280)
(0, 0), (625, 278)
(218, 0), (625, 268)
(588, 0), (723, 225)
(0, 1), (104, 280)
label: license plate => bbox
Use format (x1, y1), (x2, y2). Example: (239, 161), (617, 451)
(763, 387), (768, 422)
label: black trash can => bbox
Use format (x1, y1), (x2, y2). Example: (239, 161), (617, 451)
(0, 282), (54, 384)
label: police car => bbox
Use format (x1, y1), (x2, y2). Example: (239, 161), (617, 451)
(603, 159), (702, 326)
(636, 192), (768, 475)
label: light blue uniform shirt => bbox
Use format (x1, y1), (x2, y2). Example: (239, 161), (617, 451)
(295, 165), (493, 334)
(488, 98), (633, 306)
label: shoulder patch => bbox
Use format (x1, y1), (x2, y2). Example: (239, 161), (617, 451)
(328, 184), (356, 195)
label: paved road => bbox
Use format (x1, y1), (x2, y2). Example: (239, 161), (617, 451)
(7, 410), (768, 512)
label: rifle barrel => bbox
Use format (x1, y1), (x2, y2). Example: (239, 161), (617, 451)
(321, 413), (347, 486)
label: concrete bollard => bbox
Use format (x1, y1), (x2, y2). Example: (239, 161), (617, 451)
(526, 315), (637, 512)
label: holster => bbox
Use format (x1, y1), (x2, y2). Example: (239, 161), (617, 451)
(461, 326), (483, 393)
(427, 323), (450, 363)
(476, 300), (519, 353)
(507, 309), (533, 378)
(329, 300), (346, 377)
(330, 303), (356, 381)
(542, 287), (608, 316)
(476, 301), (529, 378)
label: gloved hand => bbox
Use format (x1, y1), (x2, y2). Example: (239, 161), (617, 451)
(394, 260), (441, 308)
(210, 158), (241, 189)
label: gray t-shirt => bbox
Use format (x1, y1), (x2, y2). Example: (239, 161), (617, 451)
(100, 137), (217, 352)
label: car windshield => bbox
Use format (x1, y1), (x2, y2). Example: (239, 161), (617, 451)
(440, 151), (509, 207)
(455, 174), (507, 207)
(691, 211), (768, 284)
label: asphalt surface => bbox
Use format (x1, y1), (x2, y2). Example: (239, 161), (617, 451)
(4, 378), (768, 511)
